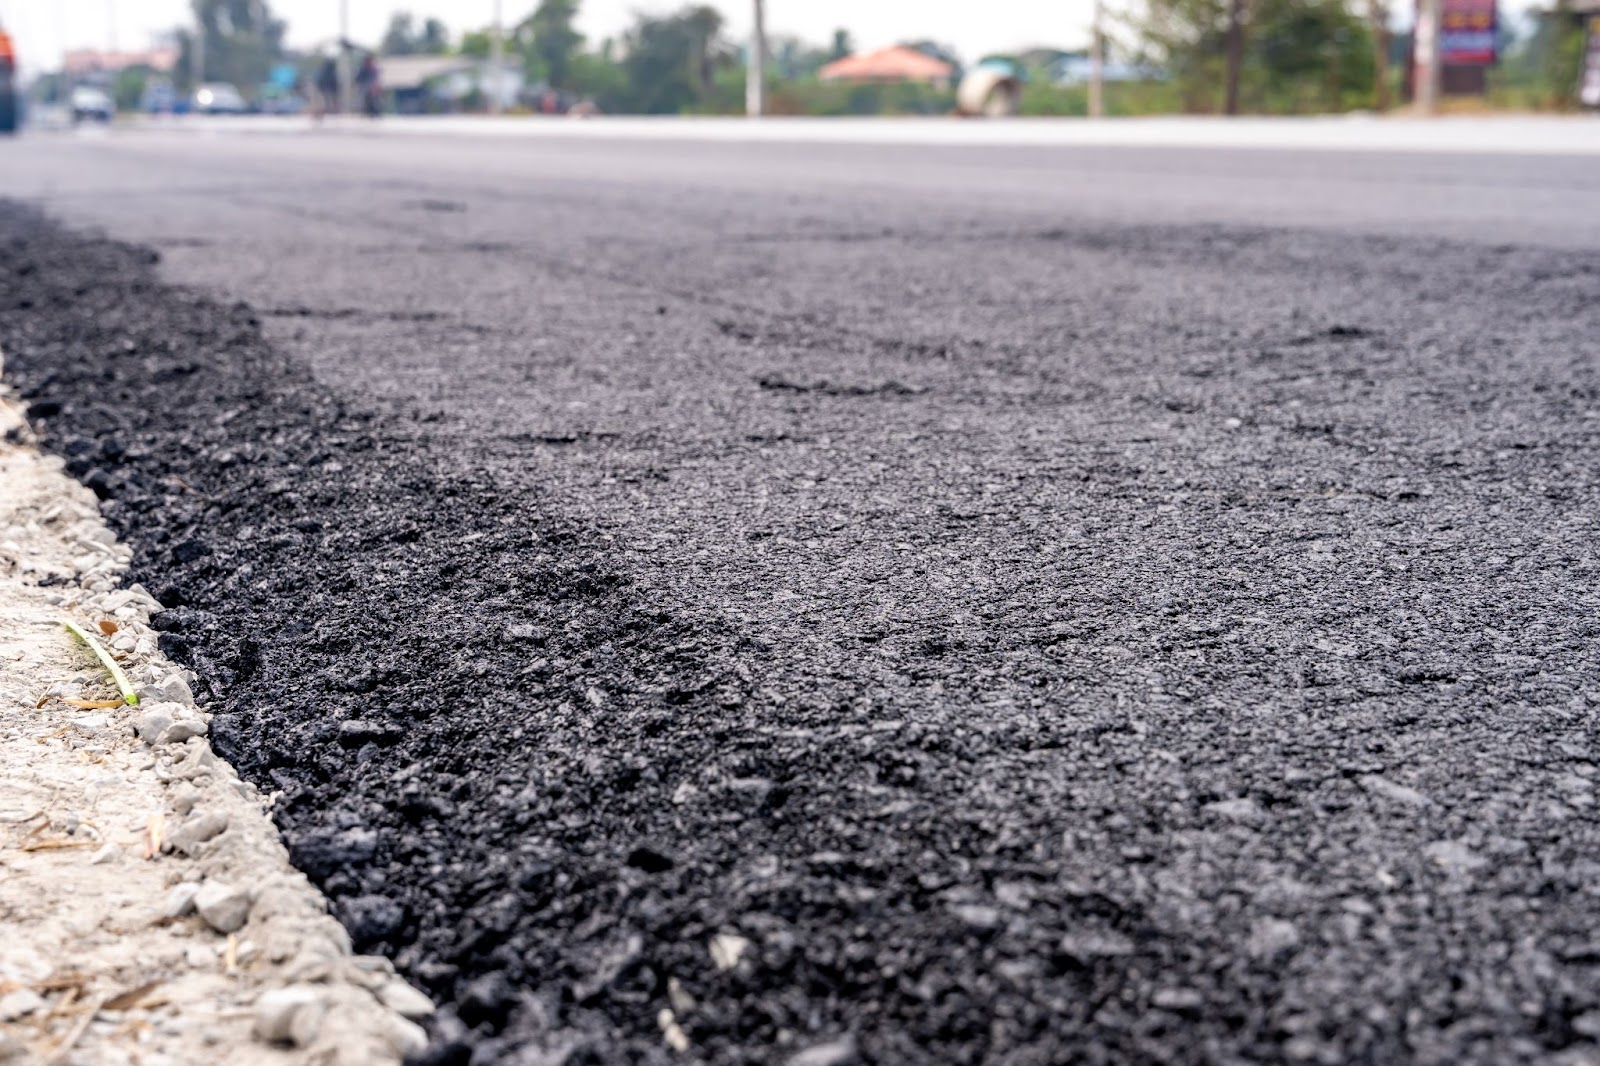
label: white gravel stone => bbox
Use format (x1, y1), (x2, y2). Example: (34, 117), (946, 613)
(377, 980), (435, 1020)
(163, 883), (202, 920)
(709, 933), (750, 972)
(134, 705), (177, 745)
(788, 1035), (858, 1066)
(137, 673), (195, 707)
(1426, 839), (1489, 875)
(157, 718), (209, 745)
(254, 985), (328, 1046)
(1360, 775), (1432, 807)
(382, 1013), (430, 1057)
(0, 988), (45, 1022)
(1247, 918), (1301, 959)
(170, 783), (202, 815)
(167, 812), (229, 853)
(194, 880), (251, 933)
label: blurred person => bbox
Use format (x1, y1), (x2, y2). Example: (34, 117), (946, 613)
(356, 54), (382, 118)
(314, 54), (340, 118)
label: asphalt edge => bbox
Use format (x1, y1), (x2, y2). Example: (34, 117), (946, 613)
(1, 346), (435, 1063)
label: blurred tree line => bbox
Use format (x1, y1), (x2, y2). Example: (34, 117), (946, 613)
(96, 0), (1592, 115)
(456, 0), (1596, 115)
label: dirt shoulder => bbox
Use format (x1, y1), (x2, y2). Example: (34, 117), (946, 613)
(0, 367), (430, 1065)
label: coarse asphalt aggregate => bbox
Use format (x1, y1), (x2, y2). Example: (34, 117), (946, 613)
(2, 129), (1599, 1065)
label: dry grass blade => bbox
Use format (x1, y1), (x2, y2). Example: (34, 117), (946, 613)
(19, 838), (98, 853)
(224, 935), (239, 973)
(32, 975), (90, 994)
(142, 814), (164, 860)
(102, 980), (163, 1011)
(45, 994), (102, 1063)
(62, 698), (124, 710)
(61, 620), (138, 706)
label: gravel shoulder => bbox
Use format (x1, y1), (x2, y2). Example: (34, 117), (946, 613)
(0, 363), (430, 1064)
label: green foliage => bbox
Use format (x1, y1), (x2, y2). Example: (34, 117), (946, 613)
(771, 36), (834, 79)
(30, 72), (69, 105)
(383, 13), (451, 56)
(1488, 11), (1588, 109)
(112, 67), (152, 110)
(568, 51), (629, 107)
(767, 78), (956, 116)
(519, 0), (585, 89)
(183, 0), (288, 89)
(1018, 79), (1186, 115)
(1137, 0), (1377, 112)
(618, 5), (730, 113)
(460, 31), (493, 59)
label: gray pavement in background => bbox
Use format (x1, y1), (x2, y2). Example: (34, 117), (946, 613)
(7, 125), (1600, 251)
(3, 128), (1599, 1064)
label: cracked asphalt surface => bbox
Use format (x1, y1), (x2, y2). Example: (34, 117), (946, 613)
(3, 130), (1599, 1065)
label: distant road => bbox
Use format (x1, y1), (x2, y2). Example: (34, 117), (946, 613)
(10, 121), (1600, 249)
(3, 127), (1599, 1064)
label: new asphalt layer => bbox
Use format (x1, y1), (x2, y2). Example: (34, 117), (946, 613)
(2, 128), (1599, 1065)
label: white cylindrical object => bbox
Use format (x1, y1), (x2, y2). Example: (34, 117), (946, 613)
(1089, 0), (1105, 118)
(193, 15), (205, 90)
(1415, 0), (1442, 115)
(747, 0), (766, 117)
(338, 0), (353, 115)
(489, 0), (504, 115)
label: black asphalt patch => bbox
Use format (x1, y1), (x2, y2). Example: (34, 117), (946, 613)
(2, 192), (1599, 1066)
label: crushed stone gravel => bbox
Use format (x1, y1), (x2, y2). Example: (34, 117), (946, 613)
(0, 358), (429, 1064)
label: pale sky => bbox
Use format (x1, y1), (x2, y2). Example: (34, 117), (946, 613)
(0, 0), (1105, 76)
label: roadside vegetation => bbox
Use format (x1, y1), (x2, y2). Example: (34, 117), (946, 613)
(45, 0), (1599, 117)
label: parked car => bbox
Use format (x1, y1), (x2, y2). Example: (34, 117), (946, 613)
(193, 83), (247, 115)
(70, 86), (115, 123)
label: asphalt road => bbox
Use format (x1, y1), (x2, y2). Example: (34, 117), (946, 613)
(3, 128), (1599, 1065)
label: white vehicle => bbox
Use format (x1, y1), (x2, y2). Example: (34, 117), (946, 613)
(71, 85), (115, 123)
(193, 83), (247, 115)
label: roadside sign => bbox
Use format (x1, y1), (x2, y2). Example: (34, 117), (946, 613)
(1440, 0), (1497, 66)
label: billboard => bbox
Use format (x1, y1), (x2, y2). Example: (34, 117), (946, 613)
(1440, 0), (1498, 66)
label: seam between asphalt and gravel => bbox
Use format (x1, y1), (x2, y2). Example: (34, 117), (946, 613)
(0, 353), (434, 1064)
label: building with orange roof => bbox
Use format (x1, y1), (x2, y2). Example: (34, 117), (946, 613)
(63, 48), (179, 78)
(818, 46), (955, 88)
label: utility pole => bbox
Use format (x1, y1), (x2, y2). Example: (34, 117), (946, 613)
(1414, 0), (1441, 114)
(746, 0), (766, 117)
(106, 0), (118, 53)
(338, 0), (353, 115)
(1223, 0), (1245, 115)
(192, 3), (205, 89)
(489, 0), (504, 115)
(1088, 0), (1105, 118)
(1370, 0), (1391, 110)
